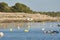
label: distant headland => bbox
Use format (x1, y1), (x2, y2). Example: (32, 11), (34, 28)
(0, 2), (60, 22)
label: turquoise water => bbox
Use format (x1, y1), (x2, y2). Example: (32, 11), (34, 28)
(0, 22), (60, 40)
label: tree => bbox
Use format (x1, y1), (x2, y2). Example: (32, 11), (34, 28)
(11, 3), (32, 13)
(0, 2), (33, 13)
(0, 2), (11, 12)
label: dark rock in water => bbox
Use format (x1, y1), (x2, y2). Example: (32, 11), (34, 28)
(43, 30), (59, 34)
(58, 24), (60, 27)
(50, 31), (59, 34)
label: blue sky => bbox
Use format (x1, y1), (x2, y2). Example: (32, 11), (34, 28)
(0, 0), (60, 12)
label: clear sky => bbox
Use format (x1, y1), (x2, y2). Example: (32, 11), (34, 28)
(0, 0), (60, 12)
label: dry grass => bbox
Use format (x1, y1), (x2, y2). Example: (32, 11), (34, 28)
(0, 12), (59, 22)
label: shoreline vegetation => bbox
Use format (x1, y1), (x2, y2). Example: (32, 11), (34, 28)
(0, 2), (60, 23)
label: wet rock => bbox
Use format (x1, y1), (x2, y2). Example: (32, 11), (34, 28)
(43, 30), (59, 34)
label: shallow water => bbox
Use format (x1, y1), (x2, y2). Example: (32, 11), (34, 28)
(0, 22), (60, 40)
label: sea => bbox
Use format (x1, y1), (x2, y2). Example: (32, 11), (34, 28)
(0, 22), (60, 40)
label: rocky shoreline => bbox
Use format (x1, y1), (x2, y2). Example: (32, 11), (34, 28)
(0, 12), (60, 23)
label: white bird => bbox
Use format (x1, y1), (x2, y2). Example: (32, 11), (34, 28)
(42, 28), (45, 31)
(27, 18), (30, 20)
(0, 32), (4, 37)
(10, 28), (13, 32)
(18, 26), (20, 30)
(31, 18), (33, 21)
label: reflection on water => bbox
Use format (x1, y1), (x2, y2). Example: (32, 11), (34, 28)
(0, 22), (60, 40)
(0, 22), (26, 29)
